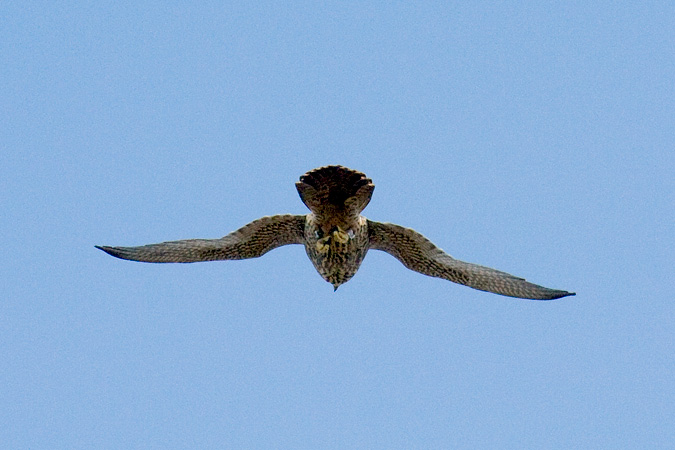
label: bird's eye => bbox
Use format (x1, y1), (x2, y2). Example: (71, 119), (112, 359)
(314, 229), (323, 239)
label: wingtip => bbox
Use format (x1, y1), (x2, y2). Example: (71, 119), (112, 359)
(95, 245), (120, 258)
(551, 291), (576, 300)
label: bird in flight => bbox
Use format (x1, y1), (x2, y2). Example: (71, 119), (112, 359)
(97, 165), (575, 300)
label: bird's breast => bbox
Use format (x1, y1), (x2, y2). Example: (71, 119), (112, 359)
(303, 215), (369, 288)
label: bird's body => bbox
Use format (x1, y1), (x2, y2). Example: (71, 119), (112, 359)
(97, 165), (575, 300)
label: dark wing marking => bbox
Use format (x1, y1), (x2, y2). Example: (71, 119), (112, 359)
(96, 215), (306, 263)
(367, 220), (575, 300)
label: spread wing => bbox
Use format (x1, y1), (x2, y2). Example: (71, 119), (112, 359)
(367, 220), (574, 300)
(96, 215), (306, 263)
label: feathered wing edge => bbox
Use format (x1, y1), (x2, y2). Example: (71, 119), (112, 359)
(367, 220), (575, 300)
(96, 214), (306, 263)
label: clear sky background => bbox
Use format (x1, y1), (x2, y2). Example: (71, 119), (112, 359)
(2, 2), (673, 449)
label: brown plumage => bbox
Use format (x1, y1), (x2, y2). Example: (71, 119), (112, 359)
(97, 165), (575, 299)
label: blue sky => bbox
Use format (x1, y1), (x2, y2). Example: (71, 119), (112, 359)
(2, 2), (673, 448)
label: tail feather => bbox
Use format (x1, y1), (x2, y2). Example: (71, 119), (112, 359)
(295, 165), (374, 215)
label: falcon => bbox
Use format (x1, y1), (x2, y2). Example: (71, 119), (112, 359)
(97, 165), (575, 300)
